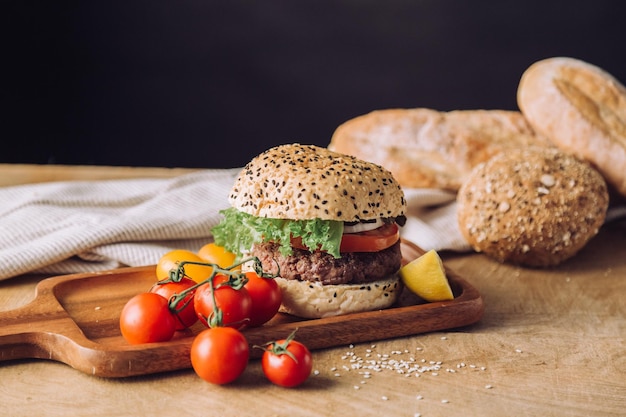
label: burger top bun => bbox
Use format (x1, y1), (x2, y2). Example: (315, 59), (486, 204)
(517, 57), (626, 197)
(228, 143), (406, 222)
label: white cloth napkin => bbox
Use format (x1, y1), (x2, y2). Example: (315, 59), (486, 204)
(0, 169), (469, 281)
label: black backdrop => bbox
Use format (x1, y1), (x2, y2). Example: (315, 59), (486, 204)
(4, 1), (626, 169)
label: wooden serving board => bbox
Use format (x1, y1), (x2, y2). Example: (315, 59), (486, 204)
(0, 240), (484, 378)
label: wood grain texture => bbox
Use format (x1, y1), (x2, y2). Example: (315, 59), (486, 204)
(0, 164), (625, 417)
(0, 241), (483, 377)
(0, 163), (199, 187)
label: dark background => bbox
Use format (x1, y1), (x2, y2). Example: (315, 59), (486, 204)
(3, 1), (626, 169)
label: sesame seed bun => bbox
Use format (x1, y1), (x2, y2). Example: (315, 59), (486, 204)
(457, 148), (609, 267)
(275, 274), (402, 319)
(228, 143), (406, 221)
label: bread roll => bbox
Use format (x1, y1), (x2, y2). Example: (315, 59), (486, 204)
(328, 108), (552, 191)
(518, 57), (626, 197)
(457, 148), (609, 267)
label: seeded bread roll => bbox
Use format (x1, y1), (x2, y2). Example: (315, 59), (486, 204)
(229, 143), (406, 222)
(328, 108), (553, 191)
(457, 148), (609, 267)
(518, 57), (626, 197)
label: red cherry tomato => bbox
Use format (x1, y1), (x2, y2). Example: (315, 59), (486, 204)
(150, 277), (198, 330)
(193, 274), (252, 329)
(244, 271), (282, 327)
(119, 292), (176, 344)
(261, 334), (313, 388)
(190, 327), (249, 385)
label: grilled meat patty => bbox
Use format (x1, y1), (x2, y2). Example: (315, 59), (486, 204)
(252, 240), (402, 285)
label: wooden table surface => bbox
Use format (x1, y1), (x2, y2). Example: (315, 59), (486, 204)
(1, 163), (625, 417)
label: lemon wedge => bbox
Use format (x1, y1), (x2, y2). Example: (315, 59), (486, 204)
(399, 249), (454, 302)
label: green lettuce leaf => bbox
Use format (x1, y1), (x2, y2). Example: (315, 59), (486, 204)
(211, 208), (344, 258)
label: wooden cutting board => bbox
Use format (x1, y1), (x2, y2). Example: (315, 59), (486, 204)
(0, 240), (483, 378)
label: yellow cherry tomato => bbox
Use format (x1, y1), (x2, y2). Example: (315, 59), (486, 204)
(197, 243), (239, 271)
(156, 249), (213, 283)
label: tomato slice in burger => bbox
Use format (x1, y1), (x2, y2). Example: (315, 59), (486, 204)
(291, 223), (400, 253)
(340, 223), (400, 253)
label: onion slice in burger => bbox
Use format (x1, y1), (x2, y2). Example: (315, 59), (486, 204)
(291, 223), (400, 253)
(343, 218), (384, 234)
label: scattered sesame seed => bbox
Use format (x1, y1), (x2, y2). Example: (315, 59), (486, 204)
(441, 336), (448, 340)
(442, 399), (449, 404)
(515, 349), (523, 353)
(540, 174), (556, 187)
(416, 395), (423, 400)
(313, 370), (320, 376)
(485, 384), (493, 389)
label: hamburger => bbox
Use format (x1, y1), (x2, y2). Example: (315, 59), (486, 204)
(211, 143), (407, 318)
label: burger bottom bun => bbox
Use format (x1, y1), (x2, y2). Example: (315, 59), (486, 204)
(275, 274), (403, 319)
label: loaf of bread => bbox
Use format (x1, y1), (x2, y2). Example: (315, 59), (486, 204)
(518, 57), (626, 197)
(328, 108), (552, 191)
(457, 148), (609, 267)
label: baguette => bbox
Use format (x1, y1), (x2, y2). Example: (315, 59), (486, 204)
(328, 108), (552, 191)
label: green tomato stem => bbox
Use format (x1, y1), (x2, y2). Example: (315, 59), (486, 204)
(253, 328), (299, 363)
(163, 256), (274, 327)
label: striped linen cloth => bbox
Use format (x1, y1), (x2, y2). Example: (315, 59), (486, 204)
(0, 169), (469, 281)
